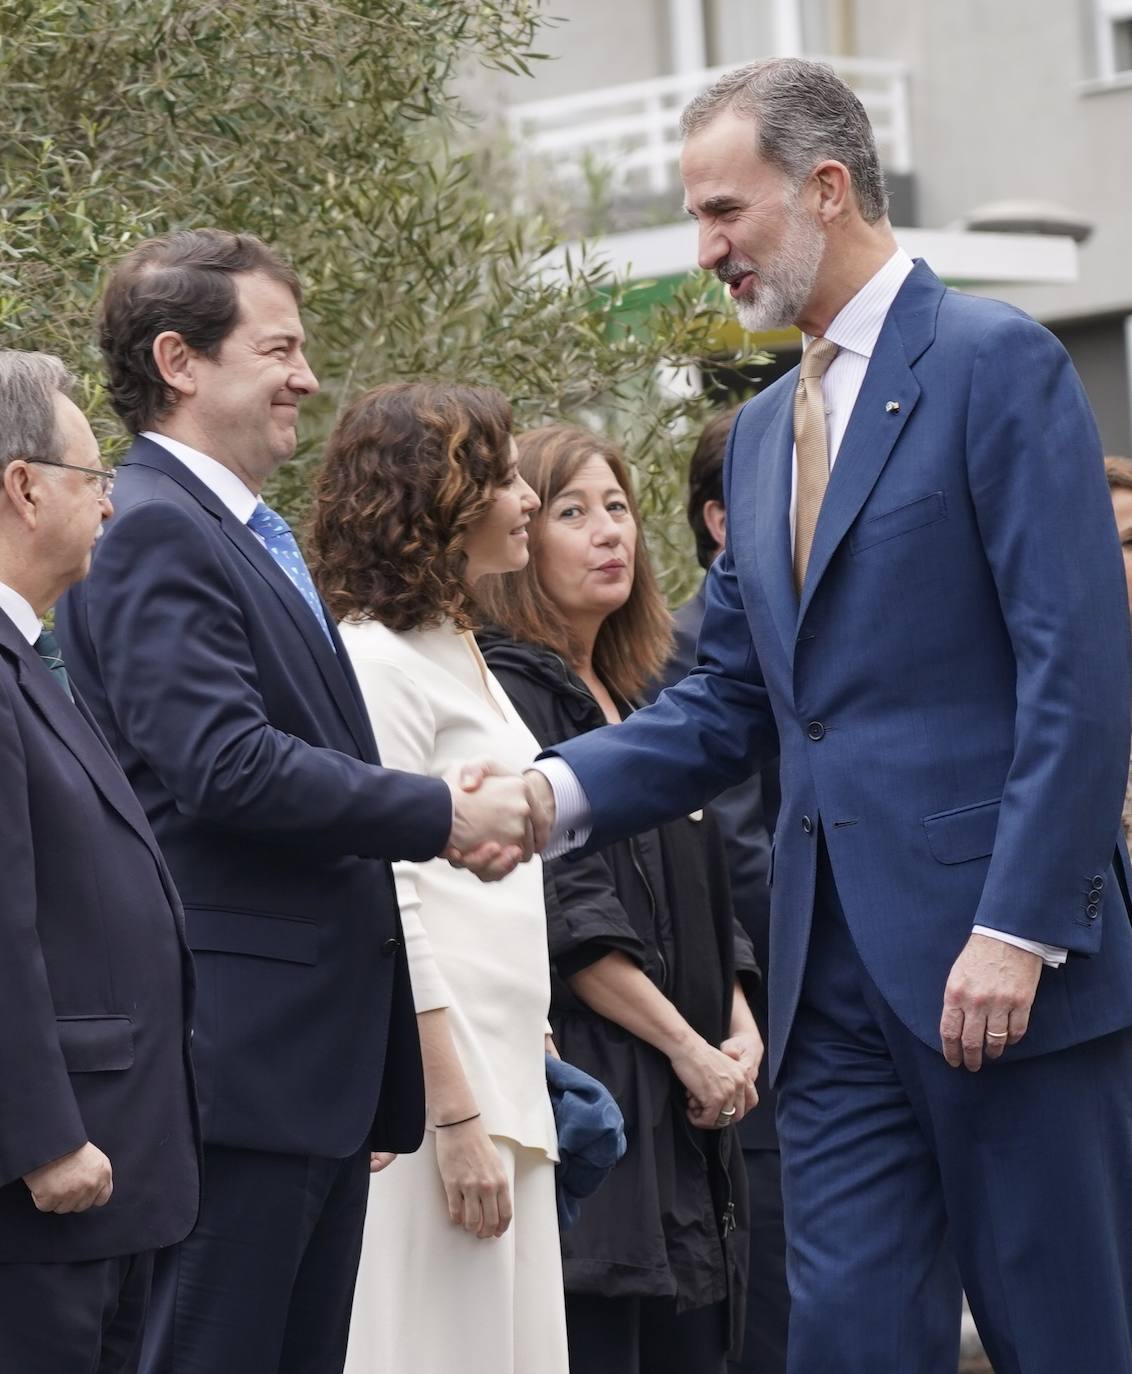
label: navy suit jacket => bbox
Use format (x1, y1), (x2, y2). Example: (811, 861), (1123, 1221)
(549, 263), (1132, 1080)
(56, 437), (452, 1157)
(0, 609), (198, 1262)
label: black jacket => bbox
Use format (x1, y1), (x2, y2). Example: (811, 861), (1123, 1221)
(480, 630), (758, 1352)
(648, 580), (782, 1150)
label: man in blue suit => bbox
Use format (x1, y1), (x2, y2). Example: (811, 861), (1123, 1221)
(526, 59), (1132, 1373)
(56, 230), (534, 1374)
(0, 350), (198, 1374)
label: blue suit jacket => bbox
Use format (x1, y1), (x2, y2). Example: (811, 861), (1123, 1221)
(549, 262), (1132, 1079)
(0, 609), (199, 1262)
(56, 437), (452, 1157)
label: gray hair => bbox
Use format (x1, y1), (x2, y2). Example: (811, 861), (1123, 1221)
(0, 350), (78, 472)
(679, 58), (889, 223)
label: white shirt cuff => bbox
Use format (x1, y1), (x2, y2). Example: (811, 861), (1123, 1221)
(972, 925), (1067, 968)
(529, 757), (592, 859)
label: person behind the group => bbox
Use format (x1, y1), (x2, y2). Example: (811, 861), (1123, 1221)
(647, 405), (789, 1374)
(0, 350), (198, 1374)
(308, 381), (568, 1374)
(524, 57), (1132, 1374)
(54, 230), (534, 1374)
(1105, 454), (1132, 844)
(476, 423), (762, 1374)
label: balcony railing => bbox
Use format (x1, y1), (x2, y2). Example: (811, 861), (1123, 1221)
(508, 56), (913, 203)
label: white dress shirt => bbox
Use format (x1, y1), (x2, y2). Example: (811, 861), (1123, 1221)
(141, 432), (259, 525)
(0, 581), (41, 645)
(537, 250), (1065, 967)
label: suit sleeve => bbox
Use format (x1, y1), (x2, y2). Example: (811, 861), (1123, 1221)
(348, 655), (452, 1012)
(0, 677), (88, 1185)
(965, 314), (1132, 950)
(544, 419), (780, 853)
(72, 499), (451, 862)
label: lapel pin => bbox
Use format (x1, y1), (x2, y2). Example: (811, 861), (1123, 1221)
(885, 400), (901, 414)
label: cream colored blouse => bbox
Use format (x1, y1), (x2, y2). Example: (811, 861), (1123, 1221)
(340, 617), (557, 1159)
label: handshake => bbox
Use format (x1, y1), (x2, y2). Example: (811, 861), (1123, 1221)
(443, 762), (559, 882)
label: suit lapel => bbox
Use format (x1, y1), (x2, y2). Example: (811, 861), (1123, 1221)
(754, 385), (800, 664)
(2, 625), (167, 868)
(796, 262), (943, 626)
(123, 440), (375, 761)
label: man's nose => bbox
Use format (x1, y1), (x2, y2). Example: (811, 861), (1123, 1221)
(291, 352), (320, 396)
(698, 224), (728, 273)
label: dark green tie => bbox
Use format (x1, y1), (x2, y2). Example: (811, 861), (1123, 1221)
(35, 628), (74, 701)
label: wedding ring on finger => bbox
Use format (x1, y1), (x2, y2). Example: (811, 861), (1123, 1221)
(984, 1030), (1009, 1040)
(714, 1105), (737, 1127)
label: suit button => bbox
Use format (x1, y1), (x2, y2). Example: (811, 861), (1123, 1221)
(1086, 904), (1100, 920)
(807, 721), (825, 741)
(382, 937), (401, 955)
(802, 815), (814, 835)
(1088, 888), (1103, 904)
(1092, 875), (1106, 888)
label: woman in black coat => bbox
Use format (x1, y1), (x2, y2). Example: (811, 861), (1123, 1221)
(477, 424), (764, 1374)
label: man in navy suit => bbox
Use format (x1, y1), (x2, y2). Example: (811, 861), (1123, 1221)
(526, 59), (1132, 1373)
(0, 350), (198, 1374)
(648, 407), (788, 1374)
(56, 230), (533, 1374)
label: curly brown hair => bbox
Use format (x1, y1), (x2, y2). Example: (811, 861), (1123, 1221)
(308, 381), (513, 632)
(475, 424), (673, 700)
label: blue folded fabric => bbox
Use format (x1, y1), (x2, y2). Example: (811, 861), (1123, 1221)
(546, 1053), (627, 1231)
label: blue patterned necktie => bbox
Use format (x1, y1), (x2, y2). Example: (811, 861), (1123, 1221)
(246, 502), (333, 646)
(35, 628), (75, 701)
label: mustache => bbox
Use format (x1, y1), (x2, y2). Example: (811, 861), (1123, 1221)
(716, 258), (758, 285)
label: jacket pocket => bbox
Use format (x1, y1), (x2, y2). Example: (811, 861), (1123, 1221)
(184, 907), (318, 965)
(56, 1015), (135, 1073)
(922, 797), (1001, 864)
(850, 491), (947, 553)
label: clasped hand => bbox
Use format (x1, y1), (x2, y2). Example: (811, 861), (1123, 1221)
(442, 762), (556, 882)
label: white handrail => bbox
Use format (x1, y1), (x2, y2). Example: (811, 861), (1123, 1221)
(508, 55), (913, 193)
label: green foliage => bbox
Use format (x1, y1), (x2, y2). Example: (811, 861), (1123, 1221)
(1, 0), (747, 601)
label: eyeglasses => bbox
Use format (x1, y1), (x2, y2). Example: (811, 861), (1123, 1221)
(24, 458), (115, 498)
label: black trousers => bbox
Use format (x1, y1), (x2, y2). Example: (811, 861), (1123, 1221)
(139, 1142), (370, 1374)
(566, 1292), (728, 1374)
(729, 1147), (789, 1374)
(0, 1250), (154, 1374)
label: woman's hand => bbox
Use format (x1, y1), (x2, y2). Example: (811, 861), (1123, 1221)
(669, 1036), (753, 1130)
(435, 1118), (513, 1239)
(719, 1026), (761, 1118)
(545, 1033), (560, 1060)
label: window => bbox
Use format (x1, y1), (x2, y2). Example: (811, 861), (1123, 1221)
(1094, 0), (1132, 79)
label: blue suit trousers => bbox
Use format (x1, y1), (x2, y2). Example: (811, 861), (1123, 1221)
(778, 839), (1132, 1374)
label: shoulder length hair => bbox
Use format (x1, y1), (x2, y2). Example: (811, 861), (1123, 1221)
(308, 381), (513, 632)
(476, 424), (672, 701)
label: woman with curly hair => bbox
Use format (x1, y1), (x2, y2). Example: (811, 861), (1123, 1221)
(309, 382), (568, 1374)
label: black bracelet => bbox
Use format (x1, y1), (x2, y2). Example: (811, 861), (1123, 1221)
(434, 1111), (481, 1129)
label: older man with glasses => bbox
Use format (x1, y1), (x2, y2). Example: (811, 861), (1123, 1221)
(0, 349), (199, 1374)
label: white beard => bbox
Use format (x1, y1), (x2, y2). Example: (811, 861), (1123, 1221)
(731, 196), (825, 333)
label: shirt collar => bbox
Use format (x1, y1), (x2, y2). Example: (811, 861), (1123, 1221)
(141, 432), (260, 525)
(805, 247), (915, 361)
(0, 580), (42, 645)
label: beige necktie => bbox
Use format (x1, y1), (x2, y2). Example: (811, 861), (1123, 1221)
(793, 336), (840, 593)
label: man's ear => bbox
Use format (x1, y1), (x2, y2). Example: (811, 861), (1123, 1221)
(810, 160), (852, 224)
(703, 498), (727, 554)
(2, 461), (41, 530)
(152, 331), (198, 399)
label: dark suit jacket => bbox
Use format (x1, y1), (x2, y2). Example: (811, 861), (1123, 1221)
(0, 608), (198, 1262)
(550, 262), (1132, 1080)
(56, 437), (453, 1158)
(650, 581), (781, 1149)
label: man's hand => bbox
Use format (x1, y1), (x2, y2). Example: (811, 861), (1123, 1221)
(443, 760), (531, 883)
(940, 932), (1042, 1071)
(369, 1151), (397, 1174)
(523, 769), (556, 853)
(23, 1142), (113, 1213)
